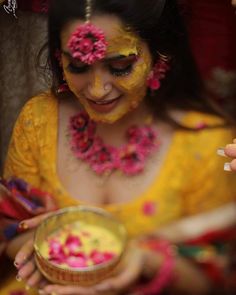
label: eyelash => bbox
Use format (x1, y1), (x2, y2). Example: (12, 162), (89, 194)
(109, 64), (133, 77)
(67, 63), (133, 77)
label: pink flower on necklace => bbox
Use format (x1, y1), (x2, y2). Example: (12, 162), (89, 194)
(67, 23), (108, 65)
(89, 145), (115, 174)
(70, 112), (90, 131)
(119, 144), (145, 175)
(68, 112), (160, 176)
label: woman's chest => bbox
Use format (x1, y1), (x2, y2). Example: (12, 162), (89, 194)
(48, 155), (184, 237)
(56, 147), (167, 206)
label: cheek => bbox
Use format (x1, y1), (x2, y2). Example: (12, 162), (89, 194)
(61, 58), (84, 92)
(64, 72), (85, 93)
(116, 51), (152, 94)
(116, 62), (150, 94)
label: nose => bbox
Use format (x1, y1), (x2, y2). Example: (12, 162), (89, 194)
(86, 73), (112, 100)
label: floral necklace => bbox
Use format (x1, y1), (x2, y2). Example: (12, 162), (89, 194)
(68, 112), (160, 176)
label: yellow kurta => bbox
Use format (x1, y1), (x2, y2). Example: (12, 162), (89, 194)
(1, 92), (236, 294)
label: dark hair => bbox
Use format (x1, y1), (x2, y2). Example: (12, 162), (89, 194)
(41, 0), (233, 127)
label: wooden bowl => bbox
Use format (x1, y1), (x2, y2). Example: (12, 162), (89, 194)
(34, 206), (127, 286)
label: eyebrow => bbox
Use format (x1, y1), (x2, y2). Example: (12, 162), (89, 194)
(61, 51), (136, 62)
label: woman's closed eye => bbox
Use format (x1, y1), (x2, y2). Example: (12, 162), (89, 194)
(67, 62), (133, 76)
(67, 63), (89, 74)
(66, 55), (137, 76)
(108, 55), (137, 77)
(109, 63), (133, 77)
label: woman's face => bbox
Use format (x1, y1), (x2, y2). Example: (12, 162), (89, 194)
(60, 15), (152, 123)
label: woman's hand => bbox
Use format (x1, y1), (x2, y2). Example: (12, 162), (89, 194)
(14, 213), (52, 288)
(224, 139), (236, 171)
(39, 242), (149, 295)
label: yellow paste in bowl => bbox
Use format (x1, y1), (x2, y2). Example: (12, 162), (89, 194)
(40, 221), (122, 269)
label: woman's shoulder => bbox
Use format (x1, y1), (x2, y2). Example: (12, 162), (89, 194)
(14, 91), (58, 135)
(22, 91), (57, 112)
(182, 110), (225, 129)
(178, 111), (234, 157)
(19, 91), (57, 122)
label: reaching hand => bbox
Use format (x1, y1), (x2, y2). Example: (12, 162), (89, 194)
(224, 139), (236, 171)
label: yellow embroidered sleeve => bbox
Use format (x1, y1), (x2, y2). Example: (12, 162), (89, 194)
(3, 99), (41, 187)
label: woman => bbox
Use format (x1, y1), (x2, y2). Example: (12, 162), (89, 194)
(2, 0), (236, 294)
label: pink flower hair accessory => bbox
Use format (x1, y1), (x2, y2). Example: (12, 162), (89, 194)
(147, 52), (171, 90)
(67, 23), (108, 65)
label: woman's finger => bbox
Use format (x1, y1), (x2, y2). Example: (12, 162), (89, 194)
(38, 278), (49, 290)
(14, 238), (34, 267)
(229, 159), (236, 171)
(225, 144), (236, 158)
(18, 257), (35, 280)
(26, 268), (43, 287)
(19, 212), (52, 230)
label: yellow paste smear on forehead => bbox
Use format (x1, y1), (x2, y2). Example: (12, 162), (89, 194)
(106, 27), (139, 57)
(85, 28), (152, 123)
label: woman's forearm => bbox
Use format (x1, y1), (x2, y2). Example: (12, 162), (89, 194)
(171, 256), (211, 295)
(144, 248), (211, 295)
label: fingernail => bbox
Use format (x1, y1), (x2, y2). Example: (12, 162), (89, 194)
(16, 275), (22, 282)
(38, 290), (45, 295)
(217, 148), (226, 157)
(19, 222), (28, 230)
(14, 261), (19, 268)
(25, 285), (31, 290)
(224, 162), (232, 171)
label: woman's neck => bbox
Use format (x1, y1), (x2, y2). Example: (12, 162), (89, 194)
(63, 95), (154, 147)
(95, 101), (152, 146)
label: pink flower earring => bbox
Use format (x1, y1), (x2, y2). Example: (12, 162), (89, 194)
(57, 79), (70, 93)
(147, 52), (171, 90)
(55, 49), (70, 93)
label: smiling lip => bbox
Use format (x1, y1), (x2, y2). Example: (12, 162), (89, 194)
(86, 96), (122, 113)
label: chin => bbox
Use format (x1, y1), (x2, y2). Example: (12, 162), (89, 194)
(86, 104), (133, 124)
